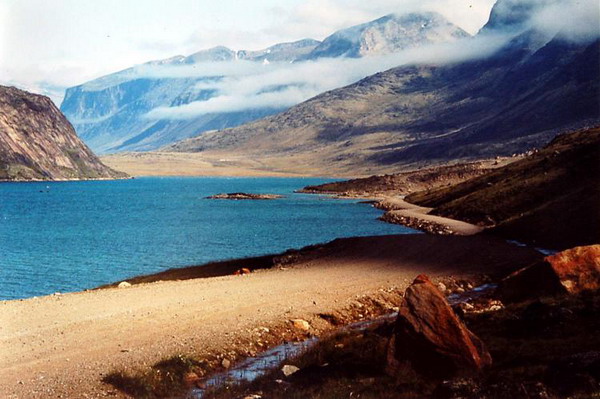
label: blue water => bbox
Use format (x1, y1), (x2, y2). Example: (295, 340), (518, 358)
(0, 177), (413, 300)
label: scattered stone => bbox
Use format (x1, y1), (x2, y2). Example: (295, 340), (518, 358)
(117, 281), (131, 288)
(233, 268), (252, 276)
(221, 358), (231, 369)
(437, 282), (447, 292)
(387, 274), (492, 379)
(281, 364), (300, 377)
(290, 319), (311, 331)
(433, 378), (480, 398)
(243, 395), (262, 399)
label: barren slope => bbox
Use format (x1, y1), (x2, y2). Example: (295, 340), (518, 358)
(0, 86), (126, 181)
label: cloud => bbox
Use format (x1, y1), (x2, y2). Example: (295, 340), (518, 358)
(142, 0), (600, 121)
(530, 0), (600, 42)
(2, 0), (497, 104)
(143, 35), (509, 120)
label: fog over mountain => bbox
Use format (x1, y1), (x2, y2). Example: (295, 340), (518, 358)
(166, 0), (599, 174)
(60, 12), (470, 154)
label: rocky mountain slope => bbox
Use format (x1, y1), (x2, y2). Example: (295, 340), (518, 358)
(60, 13), (468, 154)
(302, 12), (469, 59)
(169, 0), (599, 173)
(406, 127), (600, 250)
(0, 86), (126, 181)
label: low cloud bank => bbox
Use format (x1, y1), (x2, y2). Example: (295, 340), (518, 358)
(143, 35), (507, 120)
(143, 0), (598, 120)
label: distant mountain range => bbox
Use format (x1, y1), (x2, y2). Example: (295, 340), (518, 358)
(60, 12), (470, 154)
(0, 86), (125, 181)
(168, 0), (600, 173)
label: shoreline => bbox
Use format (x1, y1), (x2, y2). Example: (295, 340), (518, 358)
(0, 176), (133, 184)
(0, 234), (542, 398)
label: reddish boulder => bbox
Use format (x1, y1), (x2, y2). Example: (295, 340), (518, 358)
(546, 245), (600, 293)
(387, 274), (492, 379)
(497, 245), (600, 302)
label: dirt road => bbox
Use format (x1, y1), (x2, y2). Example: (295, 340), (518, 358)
(0, 234), (540, 398)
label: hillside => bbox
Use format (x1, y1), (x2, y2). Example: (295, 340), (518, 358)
(60, 13), (468, 154)
(169, 32), (599, 172)
(0, 86), (126, 181)
(406, 127), (600, 250)
(300, 161), (499, 197)
(168, 0), (600, 175)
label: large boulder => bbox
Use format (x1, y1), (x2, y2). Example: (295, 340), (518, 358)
(387, 275), (492, 379)
(545, 245), (600, 294)
(497, 245), (600, 303)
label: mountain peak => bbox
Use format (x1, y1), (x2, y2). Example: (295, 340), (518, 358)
(479, 0), (560, 35)
(304, 11), (470, 59)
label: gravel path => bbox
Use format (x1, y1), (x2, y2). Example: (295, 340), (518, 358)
(0, 234), (540, 398)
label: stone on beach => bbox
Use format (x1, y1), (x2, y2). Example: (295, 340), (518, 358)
(281, 364), (300, 377)
(117, 281), (131, 288)
(291, 319), (311, 331)
(387, 274), (492, 379)
(233, 268), (252, 276)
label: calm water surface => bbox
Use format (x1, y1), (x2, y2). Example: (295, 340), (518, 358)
(0, 177), (413, 300)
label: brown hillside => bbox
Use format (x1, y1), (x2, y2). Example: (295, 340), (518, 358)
(0, 86), (126, 181)
(406, 127), (600, 249)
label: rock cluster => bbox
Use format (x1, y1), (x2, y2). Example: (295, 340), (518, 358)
(379, 213), (454, 235)
(206, 193), (283, 200)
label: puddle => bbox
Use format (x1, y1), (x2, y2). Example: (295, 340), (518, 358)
(186, 314), (397, 398)
(506, 240), (558, 256)
(187, 285), (494, 398)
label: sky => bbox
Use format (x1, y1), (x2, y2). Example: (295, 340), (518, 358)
(0, 0), (498, 104)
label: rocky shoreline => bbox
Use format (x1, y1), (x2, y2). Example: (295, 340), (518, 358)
(206, 192), (284, 200)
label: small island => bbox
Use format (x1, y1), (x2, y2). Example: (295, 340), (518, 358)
(206, 192), (284, 200)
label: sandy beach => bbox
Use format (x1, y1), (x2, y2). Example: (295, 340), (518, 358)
(0, 234), (541, 398)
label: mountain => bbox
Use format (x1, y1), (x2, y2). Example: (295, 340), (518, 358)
(0, 86), (126, 181)
(406, 127), (600, 250)
(60, 13), (468, 154)
(303, 12), (469, 59)
(60, 40), (320, 154)
(168, 1), (599, 175)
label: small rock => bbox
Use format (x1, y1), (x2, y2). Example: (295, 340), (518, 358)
(183, 372), (200, 387)
(221, 358), (231, 369)
(117, 281), (131, 288)
(243, 395), (262, 399)
(290, 319), (310, 331)
(437, 282), (447, 292)
(233, 268), (251, 276)
(281, 364), (300, 377)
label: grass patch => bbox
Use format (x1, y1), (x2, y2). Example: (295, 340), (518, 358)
(103, 354), (210, 398)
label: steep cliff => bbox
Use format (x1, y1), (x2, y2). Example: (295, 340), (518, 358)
(0, 86), (126, 181)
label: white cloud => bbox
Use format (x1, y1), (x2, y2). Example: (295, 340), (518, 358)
(1, 0), (496, 106)
(143, 34), (509, 119)
(531, 0), (600, 42)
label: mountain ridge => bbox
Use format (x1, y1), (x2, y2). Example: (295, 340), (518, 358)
(60, 12), (470, 154)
